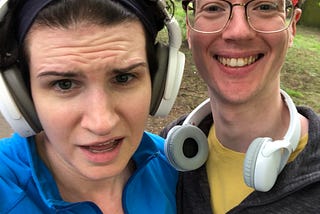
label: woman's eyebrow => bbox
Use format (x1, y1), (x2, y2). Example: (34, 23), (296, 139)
(113, 62), (148, 73)
(37, 71), (84, 78)
(36, 62), (148, 78)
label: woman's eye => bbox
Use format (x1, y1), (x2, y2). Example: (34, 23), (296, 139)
(115, 73), (135, 84)
(54, 79), (74, 91)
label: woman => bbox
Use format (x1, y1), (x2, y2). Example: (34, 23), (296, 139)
(0, 0), (181, 213)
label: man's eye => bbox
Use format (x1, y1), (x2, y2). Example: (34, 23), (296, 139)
(258, 4), (275, 10)
(205, 4), (224, 12)
(255, 2), (278, 11)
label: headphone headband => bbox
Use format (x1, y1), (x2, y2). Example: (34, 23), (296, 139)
(151, 7), (185, 116)
(281, 89), (301, 151)
(0, 0), (8, 20)
(183, 98), (211, 126)
(183, 90), (301, 144)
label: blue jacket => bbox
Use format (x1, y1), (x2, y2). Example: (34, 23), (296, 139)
(0, 132), (178, 214)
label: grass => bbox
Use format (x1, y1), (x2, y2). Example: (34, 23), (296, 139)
(282, 25), (320, 113)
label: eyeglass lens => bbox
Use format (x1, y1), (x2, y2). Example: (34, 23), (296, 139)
(186, 0), (294, 33)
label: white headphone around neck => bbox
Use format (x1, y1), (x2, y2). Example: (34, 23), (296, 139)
(0, 0), (185, 137)
(165, 89), (301, 192)
(165, 98), (210, 171)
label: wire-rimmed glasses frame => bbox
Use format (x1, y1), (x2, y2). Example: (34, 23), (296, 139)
(182, 0), (295, 34)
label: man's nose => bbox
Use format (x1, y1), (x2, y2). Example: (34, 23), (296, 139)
(222, 5), (256, 40)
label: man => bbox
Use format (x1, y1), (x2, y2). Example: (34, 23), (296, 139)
(161, 0), (320, 213)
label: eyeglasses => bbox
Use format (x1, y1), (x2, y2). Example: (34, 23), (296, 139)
(183, 0), (295, 34)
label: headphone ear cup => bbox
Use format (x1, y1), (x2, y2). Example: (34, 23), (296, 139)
(0, 66), (41, 137)
(150, 43), (168, 116)
(244, 137), (285, 192)
(165, 124), (209, 171)
(150, 42), (185, 116)
(243, 137), (271, 189)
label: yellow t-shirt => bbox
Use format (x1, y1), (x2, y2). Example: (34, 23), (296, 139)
(206, 126), (308, 214)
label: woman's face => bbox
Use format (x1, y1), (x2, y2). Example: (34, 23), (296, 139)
(187, 1), (301, 104)
(27, 21), (151, 180)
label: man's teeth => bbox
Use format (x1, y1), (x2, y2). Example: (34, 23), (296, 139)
(217, 56), (258, 67)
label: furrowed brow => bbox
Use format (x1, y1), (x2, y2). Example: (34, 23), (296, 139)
(37, 71), (84, 78)
(113, 62), (148, 73)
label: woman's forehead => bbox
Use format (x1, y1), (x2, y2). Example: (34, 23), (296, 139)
(28, 22), (147, 69)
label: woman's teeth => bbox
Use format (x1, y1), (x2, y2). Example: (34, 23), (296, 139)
(87, 140), (119, 153)
(217, 55), (259, 67)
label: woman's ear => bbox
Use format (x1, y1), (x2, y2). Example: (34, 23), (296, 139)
(289, 8), (302, 47)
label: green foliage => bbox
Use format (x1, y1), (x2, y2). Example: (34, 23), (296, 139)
(278, 25), (320, 112)
(173, 0), (187, 40)
(300, 0), (320, 28)
(293, 35), (320, 54)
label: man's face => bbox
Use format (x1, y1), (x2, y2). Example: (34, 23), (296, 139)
(187, 0), (301, 104)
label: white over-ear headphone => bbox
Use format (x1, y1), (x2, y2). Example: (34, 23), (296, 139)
(165, 89), (301, 191)
(150, 0), (185, 116)
(0, 0), (185, 137)
(243, 90), (301, 191)
(165, 98), (210, 171)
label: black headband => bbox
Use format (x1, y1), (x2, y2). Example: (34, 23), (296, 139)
(17, 0), (52, 43)
(17, 0), (165, 43)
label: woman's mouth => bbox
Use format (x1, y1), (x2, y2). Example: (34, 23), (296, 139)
(83, 139), (121, 153)
(217, 54), (263, 67)
(79, 138), (124, 163)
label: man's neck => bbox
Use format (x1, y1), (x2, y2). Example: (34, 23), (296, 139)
(210, 92), (288, 152)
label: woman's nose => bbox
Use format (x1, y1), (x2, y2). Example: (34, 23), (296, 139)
(81, 89), (120, 136)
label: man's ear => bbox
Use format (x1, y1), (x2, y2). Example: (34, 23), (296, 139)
(289, 8), (302, 47)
